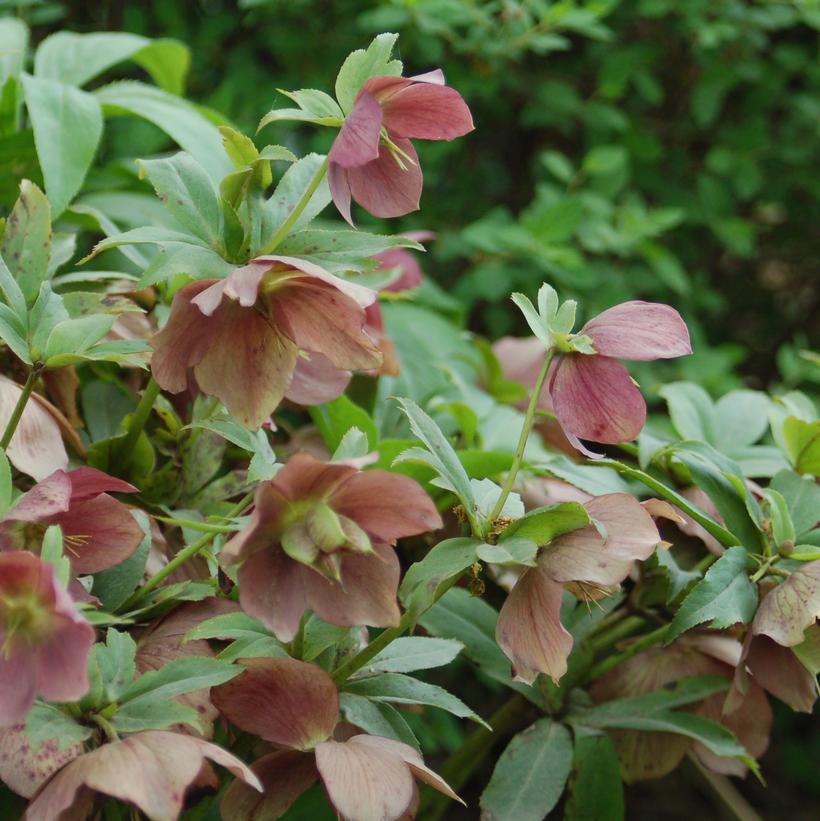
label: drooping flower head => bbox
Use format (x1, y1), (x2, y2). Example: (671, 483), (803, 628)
(0, 467), (142, 575)
(151, 256), (382, 429)
(214, 657), (461, 821)
(547, 301), (691, 453)
(0, 552), (95, 726)
(329, 72), (473, 223)
(220, 452), (442, 641)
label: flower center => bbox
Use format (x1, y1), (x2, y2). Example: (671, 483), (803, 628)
(0, 591), (54, 657)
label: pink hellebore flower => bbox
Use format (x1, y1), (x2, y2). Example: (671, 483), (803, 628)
(0, 552), (95, 726)
(548, 301), (691, 453)
(151, 256), (382, 429)
(496, 493), (661, 684)
(329, 72), (474, 223)
(220, 452), (442, 641)
(215, 657), (461, 821)
(0, 467), (143, 575)
(373, 230), (435, 292)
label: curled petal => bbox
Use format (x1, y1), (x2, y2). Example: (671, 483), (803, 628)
(329, 92), (383, 168)
(751, 561), (820, 647)
(581, 301), (692, 361)
(272, 452), (356, 503)
(65, 467), (136, 501)
(549, 354), (647, 445)
(379, 82), (474, 141)
(346, 139), (423, 219)
(220, 482), (291, 566)
(329, 162), (354, 226)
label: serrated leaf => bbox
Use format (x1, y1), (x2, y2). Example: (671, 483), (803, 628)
(25, 703), (93, 753)
(96, 628), (138, 704)
(111, 697), (201, 734)
(476, 537), (538, 567)
(119, 657), (240, 704)
(365, 637), (463, 674)
(1, 180), (51, 304)
(500, 502), (590, 545)
(339, 693), (420, 751)
(335, 33), (402, 114)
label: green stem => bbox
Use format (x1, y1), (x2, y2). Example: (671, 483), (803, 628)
(487, 350), (554, 527)
(586, 623), (670, 681)
(586, 614), (647, 655)
(115, 376), (161, 469)
(257, 157), (329, 255)
(0, 367), (38, 450)
(92, 713), (120, 742)
(153, 515), (238, 534)
(687, 753), (764, 821)
(750, 554), (779, 583)
(118, 491), (254, 612)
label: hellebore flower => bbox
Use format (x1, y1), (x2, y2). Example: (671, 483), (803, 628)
(0, 552), (95, 726)
(373, 230), (435, 292)
(547, 301), (691, 453)
(496, 493), (661, 684)
(0, 467), (143, 575)
(151, 256), (382, 429)
(328, 72), (473, 223)
(220, 452), (442, 641)
(214, 657), (461, 821)
(24, 730), (262, 821)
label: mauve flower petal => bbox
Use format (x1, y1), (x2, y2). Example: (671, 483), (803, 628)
(0, 648), (39, 727)
(0, 376), (69, 482)
(0, 725), (82, 798)
(151, 280), (221, 393)
(304, 544), (401, 630)
(190, 278), (228, 316)
(286, 351), (351, 407)
(212, 657), (339, 750)
(549, 354), (647, 445)
(745, 635), (817, 713)
(381, 82), (474, 141)
(492, 336), (553, 410)
(330, 92), (383, 168)
(375, 247), (423, 291)
(581, 301), (692, 362)
(66, 467), (136, 501)
(315, 737), (416, 821)
(236, 547), (307, 642)
(220, 483), (290, 566)
(4, 470), (73, 522)
(751, 561), (820, 647)
(331, 471), (442, 542)
(641, 498), (686, 525)
(55, 494), (143, 574)
(347, 139), (423, 219)
(221, 750), (318, 821)
(271, 281), (381, 372)
(38, 614), (94, 703)
(329, 162), (354, 226)
(496, 565), (573, 684)
(272, 452), (356, 503)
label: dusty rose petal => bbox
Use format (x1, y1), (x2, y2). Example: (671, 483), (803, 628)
(220, 482), (290, 565)
(0, 649), (39, 727)
(329, 163), (354, 226)
(745, 635), (818, 713)
(3, 470), (73, 522)
(65, 467), (137, 501)
(330, 471), (442, 542)
(549, 354), (647, 445)
(271, 452), (356, 503)
(581, 301), (692, 361)
(496, 565), (573, 684)
(375, 247), (423, 292)
(42, 366), (82, 430)
(37, 607), (95, 702)
(330, 93), (383, 167)
(212, 657), (339, 750)
(304, 544), (401, 630)
(674, 487), (725, 556)
(24, 731), (261, 821)
(751, 561), (820, 647)
(221, 750), (318, 821)
(492, 337), (552, 411)
(286, 351), (351, 406)
(379, 82), (474, 141)
(0, 725), (83, 799)
(315, 737), (416, 821)
(346, 139), (423, 219)
(236, 547), (307, 642)
(641, 499), (686, 525)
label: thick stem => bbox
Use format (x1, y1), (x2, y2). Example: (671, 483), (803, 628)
(487, 350), (553, 527)
(0, 367), (38, 450)
(257, 157), (329, 255)
(153, 515), (238, 534)
(586, 614), (647, 655)
(331, 611), (414, 684)
(586, 623), (670, 681)
(115, 376), (161, 470)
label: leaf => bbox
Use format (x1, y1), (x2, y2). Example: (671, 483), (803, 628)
(302, 615), (356, 662)
(335, 33), (402, 114)
(500, 502), (590, 545)
(0, 303), (31, 363)
(184, 611), (275, 642)
(310, 395), (378, 453)
(343, 672), (487, 726)
(783, 417), (820, 475)
(1, 180), (51, 304)
(654, 549), (701, 603)
(480, 719), (573, 821)
(91, 512), (152, 611)
(119, 657), (240, 704)
(658, 382), (717, 444)
(0, 448), (11, 517)
(25, 703), (93, 753)
(714, 390), (772, 451)
(510, 291), (553, 350)
(0, 17), (28, 81)
(762, 489), (796, 548)
(111, 698), (201, 734)
(21, 74), (103, 217)
(339, 693), (420, 751)
(43, 314), (114, 364)
(95, 628), (138, 704)
(476, 537), (538, 567)
(666, 547), (757, 641)
(564, 730), (624, 821)
(365, 637), (463, 674)
(190, 415), (278, 482)
(770, 469), (820, 538)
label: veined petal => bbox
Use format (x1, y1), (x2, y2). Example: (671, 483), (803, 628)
(271, 452), (356, 502)
(329, 92), (383, 168)
(346, 139), (423, 219)
(329, 162), (354, 226)
(381, 82), (474, 141)
(4, 470), (73, 521)
(745, 635), (817, 713)
(286, 351), (351, 407)
(751, 561), (820, 647)
(0, 648), (39, 727)
(0, 725), (82, 799)
(66, 467), (137, 501)
(549, 354), (647, 445)
(38, 611), (94, 703)
(581, 301), (692, 361)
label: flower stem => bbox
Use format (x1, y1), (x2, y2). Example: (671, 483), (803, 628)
(118, 491), (254, 612)
(152, 515), (239, 534)
(92, 713), (120, 742)
(0, 367), (38, 451)
(486, 350), (553, 527)
(586, 614), (646, 654)
(257, 157), (329, 255)
(586, 623), (670, 681)
(115, 376), (161, 470)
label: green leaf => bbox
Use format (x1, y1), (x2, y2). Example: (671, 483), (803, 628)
(715, 390), (772, 451)
(667, 546), (757, 641)
(119, 657), (240, 704)
(22, 74), (103, 217)
(480, 719), (573, 821)
(0, 448), (11, 517)
(476, 537), (538, 567)
(259, 88), (344, 130)
(0, 254), (27, 320)
(190, 415), (278, 482)
(43, 314), (114, 364)
(184, 611), (275, 642)
(770, 469), (820, 538)
(0, 302), (31, 363)
(658, 382), (717, 444)
(510, 291), (553, 350)
(783, 417), (820, 475)
(0, 18), (28, 81)
(366, 637), (463, 674)
(40, 524), (70, 587)
(111, 697), (201, 734)
(91, 512), (152, 611)
(310, 394), (378, 453)
(95, 628), (138, 704)
(25, 703), (93, 753)
(335, 33), (402, 114)
(339, 693), (419, 751)
(762, 489), (796, 548)
(331, 427), (370, 463)
(654, 549), (701, 602)
(1, 180), (51, 304)
(500, 502), (590, 545)
(344, 672), (488, 726)
(564, 730), (624, 821)
(301, 616), (355, 662)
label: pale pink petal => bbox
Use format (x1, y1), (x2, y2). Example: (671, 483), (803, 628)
(315, 737), (416, 821)
(330, 471), (442, 542)
(549, 354), (647, 445)
(220, 263), (268, 308)
(38, 611), (94, 703)
(211, 657), (339, 750)
(329, 162), (354, 226)
(286, 352), (351, 406)
(346, 139), (423, 219)
(66, 467), (136, 501)
(219, 482), (290, 566)
(330, 93), (383, 168)
(752, 561), (820, 647)
(745, 635), (818, 713)
(0, 724), (82, 798)
(4, 470), (73, 522)
(580, 301), (692, 361)
(380, 83), (474, 141)
(0, 648), (39, 727)
(304, 544), (401, 630)
(496, 566), (573, 684)
(492, 337), (552, 411)
(189, 278), (229, 315)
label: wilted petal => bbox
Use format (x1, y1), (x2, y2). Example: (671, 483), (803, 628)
(380, 82), (474, 141)
(346, 139), (423, 219)
(221, 750), (318, 821)
(496, 565), (573, 684)
(304, 544), (401, 630)
(549, 354), (647, 445)
(752, 561), (820, 647)
(212, 657), (339, 750)
(641, 499), (686, 525)
(581, 301), (692, 362)
(330, 92), (383, 167)
(0, 725), (82, 798)
(745, 635), (818, 713)
(331, 471), (442, 542)
(286, 351), (351, 406)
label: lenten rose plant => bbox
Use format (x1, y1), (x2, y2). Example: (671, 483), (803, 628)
(0, 26), (814, 821)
